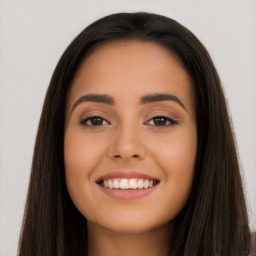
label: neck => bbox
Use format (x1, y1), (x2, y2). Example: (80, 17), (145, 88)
(87, 221), (175, 256)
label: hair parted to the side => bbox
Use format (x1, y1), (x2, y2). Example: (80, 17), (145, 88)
(17, 12), (250, 256)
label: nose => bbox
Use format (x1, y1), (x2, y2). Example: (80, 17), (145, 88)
(107, 124), (146, 161)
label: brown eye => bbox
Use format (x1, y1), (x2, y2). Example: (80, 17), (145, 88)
(90, 117), (104, 125)
(147, 116), (178, 126)
(153, 117), (168, 126)
(80, 116), (109, 126)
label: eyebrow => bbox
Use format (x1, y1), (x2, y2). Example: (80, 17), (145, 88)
(71, 93), (186, 112)
(141, 93), (186, 110)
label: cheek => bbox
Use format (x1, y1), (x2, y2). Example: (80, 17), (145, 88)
(64, 131), (105, 175)
(161, 125), (196, 163)
(149, 127), (197, 170)
(64, 130), (106, 206)
(148, 128), (197, 212)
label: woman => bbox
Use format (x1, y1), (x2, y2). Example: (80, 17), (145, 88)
(18, 12), (250, 255)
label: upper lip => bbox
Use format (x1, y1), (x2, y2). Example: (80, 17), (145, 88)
(95, 170), (159, 183)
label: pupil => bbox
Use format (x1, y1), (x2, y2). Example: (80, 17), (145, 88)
(154, 117), (166, 125)
(92, 118), (103, 125)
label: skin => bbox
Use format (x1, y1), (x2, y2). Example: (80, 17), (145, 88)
(64, 40), (197, 256)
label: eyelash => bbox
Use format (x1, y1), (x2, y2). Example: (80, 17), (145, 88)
(79, 115), (178, 128)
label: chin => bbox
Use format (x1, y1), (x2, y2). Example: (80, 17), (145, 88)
(87, 208), (175, 235)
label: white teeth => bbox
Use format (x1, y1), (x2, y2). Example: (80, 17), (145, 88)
(137, 179), (144, 189)
(143, 179), (149, 189)
(120, 179), (129, 189)
(129, 178), (138, 189)
(113, 179), (119, 189)
(108, 180), (113, 189)
(101, 178), (157, 190)
(103, 180), (108, 188)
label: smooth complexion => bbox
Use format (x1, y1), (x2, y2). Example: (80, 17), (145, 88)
(64, 41), (197, 256)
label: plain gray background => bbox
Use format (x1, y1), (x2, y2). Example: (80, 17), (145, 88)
(0, 0), (255, 255)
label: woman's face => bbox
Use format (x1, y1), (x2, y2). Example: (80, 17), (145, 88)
(64, 40), (197, 234)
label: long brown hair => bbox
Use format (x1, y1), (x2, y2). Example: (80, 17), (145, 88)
(18, 12), (250, 255)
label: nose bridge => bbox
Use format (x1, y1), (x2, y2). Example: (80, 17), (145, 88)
(108, 117), (146, 160)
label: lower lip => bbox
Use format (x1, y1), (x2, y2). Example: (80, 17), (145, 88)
(97, 183), (159, 200)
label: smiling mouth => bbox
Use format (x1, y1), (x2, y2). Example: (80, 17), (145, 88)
(97, 178), (159, 190)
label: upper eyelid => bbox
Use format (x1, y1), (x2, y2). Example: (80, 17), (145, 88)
(80, 110), (110, 121)
(78, 106), (177, 119)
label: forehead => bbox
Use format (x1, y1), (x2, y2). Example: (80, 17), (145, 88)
(67, 40), (194, 114)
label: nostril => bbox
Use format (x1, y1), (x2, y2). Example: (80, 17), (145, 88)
(113, 154), (139, 158)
